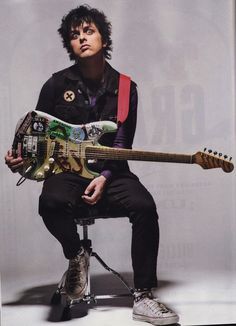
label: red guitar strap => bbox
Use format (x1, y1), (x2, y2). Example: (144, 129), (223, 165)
(117, 73), (131, 124)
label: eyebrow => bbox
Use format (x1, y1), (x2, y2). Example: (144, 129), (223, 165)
(70, 22), (95, 31)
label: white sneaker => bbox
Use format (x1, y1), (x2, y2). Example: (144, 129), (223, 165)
(133, 292), (179, 325)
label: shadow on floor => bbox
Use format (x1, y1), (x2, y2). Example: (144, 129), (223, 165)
(3, 273), (181, 323)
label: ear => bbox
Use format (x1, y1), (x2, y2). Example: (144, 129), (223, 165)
(102, 41), (107, 48)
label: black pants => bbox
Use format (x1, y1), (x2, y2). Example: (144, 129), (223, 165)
(38, 171), (159, 289)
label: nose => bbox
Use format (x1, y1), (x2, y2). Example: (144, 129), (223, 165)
(79, 33), (87, 43)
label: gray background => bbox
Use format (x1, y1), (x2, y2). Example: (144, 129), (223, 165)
(0, 0), (235, 323)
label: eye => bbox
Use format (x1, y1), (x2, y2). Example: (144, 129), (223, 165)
(70, 32), (79, 40)
(86, 28), (94, 35)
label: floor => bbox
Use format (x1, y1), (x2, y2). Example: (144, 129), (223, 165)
(1, 269), (236, 326)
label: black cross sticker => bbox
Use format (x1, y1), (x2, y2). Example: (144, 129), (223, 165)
(64, 90), (75, 102)
(66, 92), (73, 100)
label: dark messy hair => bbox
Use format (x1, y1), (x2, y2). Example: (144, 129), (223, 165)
(58, 5), (112, 61)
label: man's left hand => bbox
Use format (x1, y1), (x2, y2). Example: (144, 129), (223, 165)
(82, 175), (107, 205)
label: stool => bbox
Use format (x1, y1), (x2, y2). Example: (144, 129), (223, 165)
(51, 211), (135, 320)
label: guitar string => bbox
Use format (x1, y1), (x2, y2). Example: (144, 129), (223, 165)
(21, 143), (230, 161)
(20, 143), (231, 166)
(28, 146), (193, 163)
(20, 146), (232, 171)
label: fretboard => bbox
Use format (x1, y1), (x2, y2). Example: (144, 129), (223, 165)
(85, 146), (192, 164)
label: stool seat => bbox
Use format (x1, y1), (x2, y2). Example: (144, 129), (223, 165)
(74, 205), (127, 224)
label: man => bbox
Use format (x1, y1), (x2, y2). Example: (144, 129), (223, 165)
(5, 5), (179, 325)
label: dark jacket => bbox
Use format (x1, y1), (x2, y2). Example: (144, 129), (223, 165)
(36, 62), (138, 178)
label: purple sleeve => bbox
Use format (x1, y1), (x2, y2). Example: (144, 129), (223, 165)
(101, 169), (113, 179)
(100, 84), (138, 180)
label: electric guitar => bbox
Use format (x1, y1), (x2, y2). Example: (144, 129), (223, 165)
(12, 110), (234, 185)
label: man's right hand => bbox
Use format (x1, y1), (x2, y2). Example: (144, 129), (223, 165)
(5, 149), (23, 173)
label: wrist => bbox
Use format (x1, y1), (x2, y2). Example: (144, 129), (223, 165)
(100, 170), (112, 180)
(98, 174), (107, 183)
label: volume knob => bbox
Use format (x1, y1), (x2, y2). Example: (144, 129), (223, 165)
(36, 172), (44, 179)
(49, 158), (55, 164)
(44, 165), (50, 172)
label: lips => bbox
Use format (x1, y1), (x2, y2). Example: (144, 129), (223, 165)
(80, 44), (90, 51)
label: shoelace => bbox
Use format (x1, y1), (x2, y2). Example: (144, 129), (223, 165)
(66, 256), (85, 288)
(68, 260), (82, 275)
(143, 298), (171, 315)
(134, 291), (172, 315)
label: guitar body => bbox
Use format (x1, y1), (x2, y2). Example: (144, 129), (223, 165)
(12, 110), (117, 181)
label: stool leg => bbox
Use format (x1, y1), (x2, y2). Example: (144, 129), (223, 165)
(81, 225), (92, 251)
(83, 225), (88, 240)
(92, 252), (134, 295)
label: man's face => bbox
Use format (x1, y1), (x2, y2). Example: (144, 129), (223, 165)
(69, 22), (106, 59)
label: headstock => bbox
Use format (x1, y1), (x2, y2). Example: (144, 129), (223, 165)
(193, 148), (234, 173)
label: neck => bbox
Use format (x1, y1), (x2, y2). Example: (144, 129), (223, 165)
(78, 53), (105, 82)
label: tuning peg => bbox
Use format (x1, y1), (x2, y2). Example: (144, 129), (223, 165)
(213, 151), (217, 155)
(208, 149), (212, 153)
(230, 157), (232, 161)
(204, 148), (207, 152)
(224, 155), (228, 159)
(219, 153), (222, 157)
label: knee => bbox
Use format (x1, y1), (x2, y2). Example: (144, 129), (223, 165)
(129, 195), (158, 224)
(38, 192), (73, 217)
(134, 195), (157, 215)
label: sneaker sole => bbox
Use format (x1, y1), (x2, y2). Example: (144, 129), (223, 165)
(133, 312), (179, 325)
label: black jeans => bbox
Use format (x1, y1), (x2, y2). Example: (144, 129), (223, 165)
(38, 171), (159, 289)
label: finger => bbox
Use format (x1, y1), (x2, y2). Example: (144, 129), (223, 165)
(5, 155), (13, 162)
(7, 149), (13, 156)
(82, 191), (100, 205)
(82, 192), (98, 202)
(5, 149), (16, 160)
(7, 157), (23, 166)
(10, 162), (24, 172)
(82, 196), (97, 205)
(84, 182), (95, 195)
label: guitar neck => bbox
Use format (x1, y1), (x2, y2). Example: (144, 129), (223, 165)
(85, 146), (193, 164)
